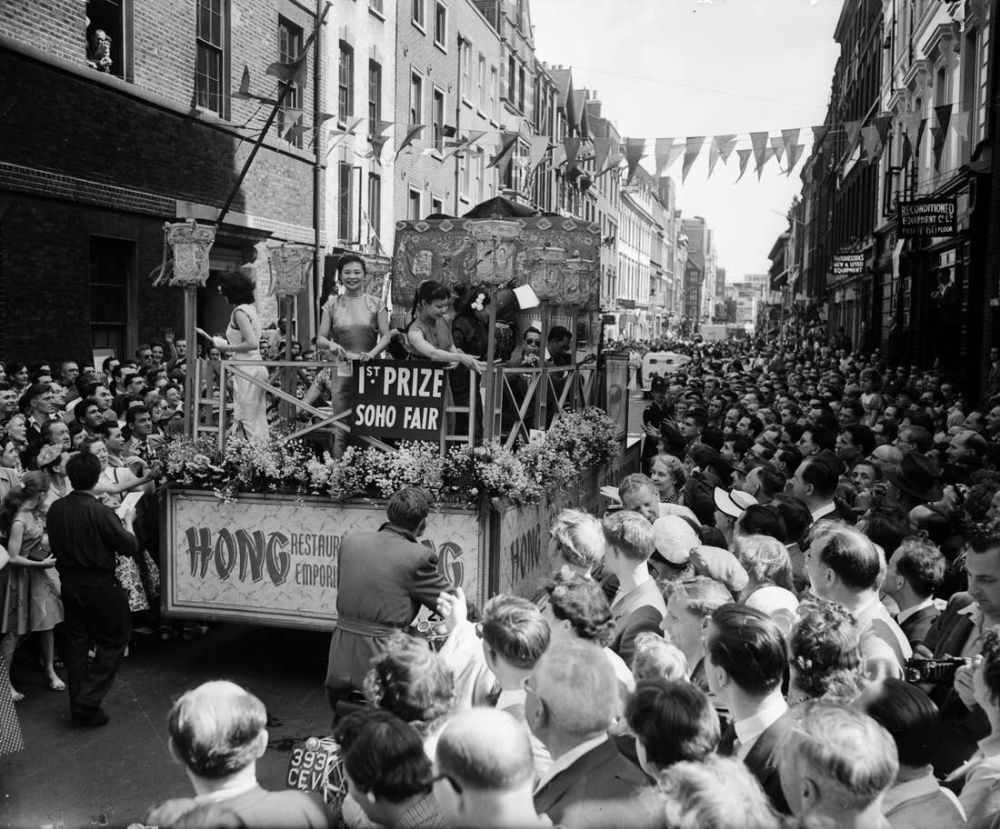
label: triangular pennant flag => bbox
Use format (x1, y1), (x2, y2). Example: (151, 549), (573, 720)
(861, 125), (882, 162)
(372, 119), (394, 136)
(781, 128), (801, 160)
(717, 134), (738, 164)
(935, 103), (953, 134)
(368, 133), (390, 165)
(394, 123), (425, 159)
(592, 137), (614, 172)
(951, 110), (970, 142)
(901, 133), (912, 169)
(785, 144), (805, 175)
(707, 135), (737, 178)
(330, 116), (365, 136)
(654, 138), (679, 176)
(750, 132), (769, 175)
(562, 137), (581, 172)
(902, 110), (923, 148)
(874, 113), (893, 145)
(735, 148), (753, 182)
(844, 119), (863, 148)
(932, 125), (947, 171)
(527, 134), (551, 170)
(266, 57), (307, 88)
(682, 136), (705, 183)
(442, 129), (487, 161)
(769, 135), (785, 164)
(756, 146), (775, 180)
(488, 130), (520, 169)
(284, 116), (308, 145)
(238, 65), (251, 97)
(624, 137), (646, 184)
(915, 117), (927, 157)
(811, 125), (830, 146)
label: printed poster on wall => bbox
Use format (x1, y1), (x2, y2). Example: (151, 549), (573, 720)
(163, 490), (483, 631)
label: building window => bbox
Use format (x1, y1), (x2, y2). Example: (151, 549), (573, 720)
(367, 173), (382, 247)
(368, 59), (382, 127)
(277, 17), (303, 147)
(369, 0), (384, 14)
(459, 41), (471, 100)
(196, 0), (227, 116)
(90, 237), (133, 358)
(460, 154), (471, 199)
(432, 196), (444, 215)
(339, 162), (354, 243)
(507, 54), (516, 102)
(412, 0), (425, 28)
(410, 71), (423, 124)
(408, 189), (422, 220)
(517, 64), (525, 112)
(489, 66), (498, 121)
(477, 54), (486, 110)
(85, 0), (131, 80)
(434, 2), (447, 49)
(338, 41), (354, 122)
(432, 88), (445, 152)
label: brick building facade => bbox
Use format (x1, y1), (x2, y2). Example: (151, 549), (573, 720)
(0, 0), (320, 365)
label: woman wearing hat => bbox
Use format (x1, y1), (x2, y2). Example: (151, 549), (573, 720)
(0, 471), (64, 699)
(197, 267), (269, 443)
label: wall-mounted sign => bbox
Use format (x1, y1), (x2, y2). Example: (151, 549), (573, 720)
(832, 253), (866, 278)
(897, 198), (957, 238)
(353, 359), (447, 440)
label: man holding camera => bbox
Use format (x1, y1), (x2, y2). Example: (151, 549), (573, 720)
(919, 531), (1000, 775)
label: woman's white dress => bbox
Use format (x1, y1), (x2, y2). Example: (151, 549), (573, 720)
(226, 303), (269, 442)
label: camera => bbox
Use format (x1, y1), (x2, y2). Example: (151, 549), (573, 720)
(904, 656), (971, 684)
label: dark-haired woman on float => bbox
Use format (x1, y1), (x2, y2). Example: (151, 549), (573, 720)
(313, 254), (394, 457)
(197, 267), (268, 443)
(406, 281), (486, 437)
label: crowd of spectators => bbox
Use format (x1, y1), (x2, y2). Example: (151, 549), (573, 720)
(9, 329), (1000, 828)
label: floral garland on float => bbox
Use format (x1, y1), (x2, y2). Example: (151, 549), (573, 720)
(160, 407), (618, 507)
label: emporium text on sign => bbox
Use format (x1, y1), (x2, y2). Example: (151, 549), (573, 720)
(353, 359), (447, 440)
(897, 199), (957, 238)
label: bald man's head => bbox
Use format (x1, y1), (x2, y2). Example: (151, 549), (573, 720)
(436, 708), (533, 791)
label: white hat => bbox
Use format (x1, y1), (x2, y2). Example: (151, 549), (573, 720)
(713, 487), (756, 519)
(652, 515), (700, 565)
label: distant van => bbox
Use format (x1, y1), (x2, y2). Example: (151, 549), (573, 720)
(640, 351), (691, 392)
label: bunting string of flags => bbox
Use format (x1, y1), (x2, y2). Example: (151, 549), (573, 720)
(236, 99), (969, 184)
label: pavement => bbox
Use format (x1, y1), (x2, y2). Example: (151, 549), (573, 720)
(0, 623), (333, 829)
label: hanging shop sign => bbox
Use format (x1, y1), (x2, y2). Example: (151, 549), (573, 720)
(832, 253), (866, 278)
(897, 198), (957, 238)
(352, 359), (447, 440)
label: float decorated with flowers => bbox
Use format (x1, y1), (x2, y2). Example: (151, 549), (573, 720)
(157, 198), (637, 631)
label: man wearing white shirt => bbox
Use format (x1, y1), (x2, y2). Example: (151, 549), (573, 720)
(805, 521), (912, 680)
(789, 452), (843, 525)
(526, 641), (648, 825)
(707, 603), (791, 814)
(146, 681), (331, 828)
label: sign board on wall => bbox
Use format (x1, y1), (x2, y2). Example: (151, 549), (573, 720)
(162, 490), (483, 631)
(353, 360), (447, 440)
(897, 198), (957, 238)
(832, 253), (865, 278)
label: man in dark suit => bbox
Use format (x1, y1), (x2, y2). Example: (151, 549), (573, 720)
(882, 536), (945, 649)
(324, 487), (451, 718)
(708, 603), (791, 814)
(47, 451), (139, 727)
(919, 532), (1000, 774)
(527, 640), (650, 825)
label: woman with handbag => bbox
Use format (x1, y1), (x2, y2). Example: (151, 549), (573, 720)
(0, 471), (64, 699)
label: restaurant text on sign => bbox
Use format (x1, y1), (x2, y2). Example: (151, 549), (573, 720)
(353, 359), (447, 440)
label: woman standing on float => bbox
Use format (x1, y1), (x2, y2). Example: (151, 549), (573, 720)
(314, 254), (394, 457)
(198, 267), (269, 442)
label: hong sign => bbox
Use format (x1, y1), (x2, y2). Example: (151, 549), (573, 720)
(832, 253), (865, 278)
(897, 198), (957, 238)
(353, 359), (447, 440)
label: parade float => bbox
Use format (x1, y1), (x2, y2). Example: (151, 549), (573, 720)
(158, 198), (637, 631)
